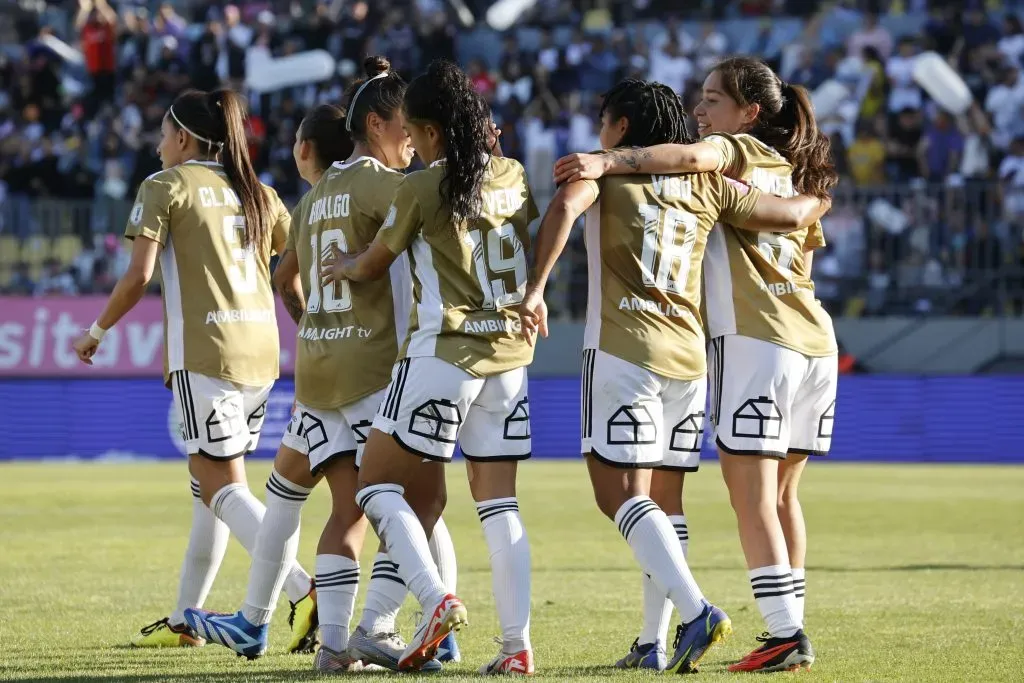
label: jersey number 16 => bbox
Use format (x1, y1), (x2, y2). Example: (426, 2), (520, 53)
(307, 229), (353, 313)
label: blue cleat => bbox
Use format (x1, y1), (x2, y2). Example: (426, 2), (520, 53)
(666, 601), (733, 674)
(436, 631), (461, 663)
(615, 638), (667, 670)
(183, 609), (268, 660)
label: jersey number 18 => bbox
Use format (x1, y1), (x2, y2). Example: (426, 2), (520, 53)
(307, 229), (353, 313)
(639, 204), (698, 295)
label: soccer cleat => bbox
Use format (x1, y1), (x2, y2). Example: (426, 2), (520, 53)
(183, 608), (268, 660)
(287, 584), (318, 654)
(436, 631), (462, 663)
(728, 630), (816, 672)
(479, 647), (535, 675)
(347, 626), (442, 672)
(614, 638), (667, 670)
(130, 617), (205, 648)
(398, 593), (468, 671)
(314, 645), (364, 673)
(666, 601), (732, 674)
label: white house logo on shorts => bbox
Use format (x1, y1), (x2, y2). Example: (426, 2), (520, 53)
(130, 202), (144, 225)
(608, 404), (657, 445)
(817, 400), (836, 439)
(409, 400), (462, 444)
(669, 412), (705, 452)
(733, 397), (782, 440)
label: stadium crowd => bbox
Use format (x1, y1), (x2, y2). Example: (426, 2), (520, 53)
(1, 0), (1023, 315)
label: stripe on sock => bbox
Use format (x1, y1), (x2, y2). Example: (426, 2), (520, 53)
(316, 568), (360, 588)
(265, 471), (310, 502)
(617, 499), (659, 541)
(751, 573), (795, 599)
(189, 477), (201, 499)
(355, 483), (404, 512)
(370, 559), (405, 585)
(673, 522), (689, 541)
(476, 500), (519, 522)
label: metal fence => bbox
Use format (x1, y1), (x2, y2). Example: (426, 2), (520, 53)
(3, 179), (1023, 316)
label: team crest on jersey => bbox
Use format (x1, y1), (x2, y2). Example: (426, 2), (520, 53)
(130, 202), (144, 225)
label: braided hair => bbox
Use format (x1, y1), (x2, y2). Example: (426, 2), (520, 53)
(403, 60), (491, 227)
(600, 79), (694, 147)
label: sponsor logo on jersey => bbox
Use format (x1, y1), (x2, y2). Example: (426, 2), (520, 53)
(204, 309), (275, 324)
(617, 296), (691, 319)
(760, 280), (805, 296)
(297, 325), (373, 340)
(462, 317), (522, 334)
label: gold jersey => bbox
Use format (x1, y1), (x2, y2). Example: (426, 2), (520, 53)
(125, 160), (290, 386)
(702, 133), (837, 357)
(581, 171), (761, 380)
(288, 157), (410, 409)
(374, 156), (538, 377)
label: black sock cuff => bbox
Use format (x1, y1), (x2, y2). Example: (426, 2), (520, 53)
(266, 471), (311, 502)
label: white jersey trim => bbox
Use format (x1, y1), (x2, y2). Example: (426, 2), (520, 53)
(703, 224), (737, 339)
(407, 234), (441, 357)
(331, 156), (398, 173)
(161, 237), (185, 372)
(390, 251), (412, 347)
(582, 200), (603, 350)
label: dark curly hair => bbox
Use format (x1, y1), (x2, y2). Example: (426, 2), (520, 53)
(403, 60), (491, 227)
(713, 56), (838, 199)
(600, 78), (694, 147)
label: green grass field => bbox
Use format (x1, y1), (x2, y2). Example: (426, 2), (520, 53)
(1, 461), (1022, 682)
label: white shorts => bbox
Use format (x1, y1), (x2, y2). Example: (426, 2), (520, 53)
(171, 370), (274, 460)
(581, 349), (706, 471)
(708, 335), (837, 459)
(371, 356), (532, 463)
(282, 390), (384, 475)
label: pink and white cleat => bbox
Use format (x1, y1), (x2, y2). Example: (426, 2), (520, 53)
(480, 648), (535, 675)
(398, 593), (468, 671)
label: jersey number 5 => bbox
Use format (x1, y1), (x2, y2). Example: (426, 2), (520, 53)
(468, 224), (528, 310)
(307, 229), (353, 313)
(639, 204), (698, 295)
(223, 216), (258, 294)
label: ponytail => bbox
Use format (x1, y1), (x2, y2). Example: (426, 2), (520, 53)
(713, 57), (838, 200)
(167, 88), (271, 250)
(764, 84), (837, 199)
(209, 89), (271, 250)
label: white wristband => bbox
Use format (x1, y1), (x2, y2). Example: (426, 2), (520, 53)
(88, 322), (108, 341)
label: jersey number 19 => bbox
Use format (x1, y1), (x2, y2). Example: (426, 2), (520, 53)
(307, 229), (353, 313)
(468, 224), (528, 310)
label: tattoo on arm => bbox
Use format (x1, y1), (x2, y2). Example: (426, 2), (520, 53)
(610, 148), (653, 171)
(281, 287), (304, 325)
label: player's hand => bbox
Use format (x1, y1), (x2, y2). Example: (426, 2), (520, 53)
(519, 287), (549, 347)
(73, 332), (100, 365)
(486, 121), (502, 155)
(320, 243), (350, 286)
(553, 153), (609, 185)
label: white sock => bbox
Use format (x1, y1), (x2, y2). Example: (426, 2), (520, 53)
(170, 478), (229, 626)
(429, 517), (458, 594)
(356, 484), (446, 609)
(359, 553), (405, 633)
(791, 567), (806, 625)
(316, 554), (359, 651)
(240, 471), (312, 625)
(638, 514), (687, 646)
(476, 498), (531, 653)
(209, 482), (313, 605)
(615, 497), (704, 624)
(749, 565), (801, 637)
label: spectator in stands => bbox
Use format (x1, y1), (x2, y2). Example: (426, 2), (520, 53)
(35, 256), (78, 296)
(7, 261), (35, 295)
(984, 66), (1024, 150)
(885, 37), (922, 114)
(648, 34), (692, 96)
(76, 0), (117, 117)
(848, 119), (886, 186)
(960, 4), (1001, 54)
(921, 112), (965, 182)
(998, 15), (1024, 69)
(887, 107), (925, 182)
(847, 12), (892, 61)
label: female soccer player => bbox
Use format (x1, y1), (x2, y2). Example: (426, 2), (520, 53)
(520, 78), (830, 674)
(553, 57), (839, 672)
(72, 88), (316, 651)
(321, 60), (536, 675)
(184, 57), (460, 671)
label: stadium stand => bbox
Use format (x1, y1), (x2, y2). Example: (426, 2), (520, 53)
(1, 0), (1023, 316)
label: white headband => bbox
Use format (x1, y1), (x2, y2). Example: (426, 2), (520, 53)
(345, 72), (390, 132)
(169, 105), (224, 150)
